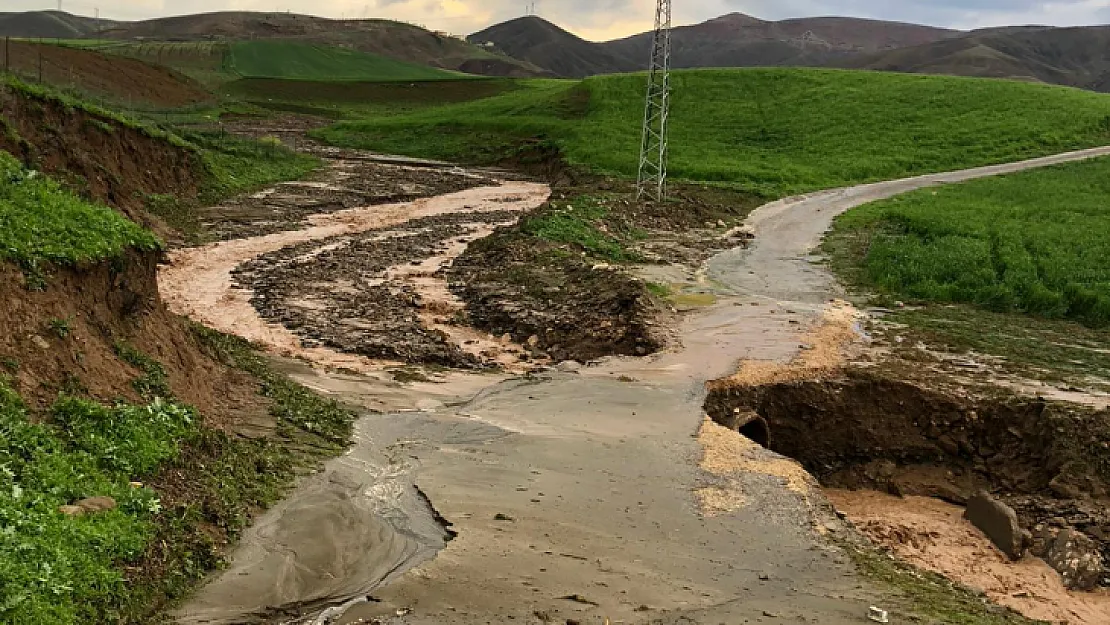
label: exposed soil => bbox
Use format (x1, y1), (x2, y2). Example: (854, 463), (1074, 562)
(0, 83), (203, 231)
(0, 40), (213, 108)
(0, 253), (269, 433)
(829, 490), (1110, 623)
(194, 158), (491, 243)
(160, 173), (551, 373)
(447, 229), (665, 362)
(233, 210), (526, 367)
(444, 182), (762, 363)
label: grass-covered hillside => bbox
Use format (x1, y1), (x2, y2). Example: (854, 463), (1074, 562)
(319, 68), (1110, 196)
(227, 41), (465, 81)
(827, 157), (1110, 328)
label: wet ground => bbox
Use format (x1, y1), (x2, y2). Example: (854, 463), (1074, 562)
(162, 141), (1110, 624)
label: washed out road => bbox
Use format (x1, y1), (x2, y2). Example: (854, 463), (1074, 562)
(166, 145), (1110, 624)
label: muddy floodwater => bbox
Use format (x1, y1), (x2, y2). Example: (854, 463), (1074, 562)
(164, 145), (1110, 624)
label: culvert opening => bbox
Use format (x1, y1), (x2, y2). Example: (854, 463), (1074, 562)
(705, 369), (1110, 589)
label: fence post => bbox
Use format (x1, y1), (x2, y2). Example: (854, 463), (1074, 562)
(4, 37), (9, 74)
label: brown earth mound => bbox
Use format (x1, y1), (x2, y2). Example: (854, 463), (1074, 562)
(0, 78), (265, 434)
(0, 83), (203, 231)
(0, 255), (269, 434)
(0, 40), (212, 108)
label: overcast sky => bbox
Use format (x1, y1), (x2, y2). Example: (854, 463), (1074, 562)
(9, 0), (1110, 40)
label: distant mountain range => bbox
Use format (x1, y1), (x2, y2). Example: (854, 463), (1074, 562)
(0, 10), (119, 38)
(0, 10), (547, 78)
(5, 9), (1110, 92)
(469, 13), (1110, 93)
(468, 14), (959, 78)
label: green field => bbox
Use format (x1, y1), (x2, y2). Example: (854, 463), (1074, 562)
(227, 41), (463, 82)
(827, 157), (1110, 328)
(319, 68), (1110, 196)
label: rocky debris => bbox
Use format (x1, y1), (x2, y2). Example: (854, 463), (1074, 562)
(234, 210), (521, 368)
(964, 492), (1030, 560)
(197, 157), (493, 243)
(1031, 526), (1105, 590)
(59, 496), (118, 516)
(448, 230), (663, 363)
(725, 224), (756, 241)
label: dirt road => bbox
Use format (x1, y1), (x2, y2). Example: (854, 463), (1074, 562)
(167, 146), (1110, 624)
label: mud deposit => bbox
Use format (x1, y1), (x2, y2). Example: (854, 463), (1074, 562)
(828, 490), (1110, 623)
(196, 157), (492, 242)
(234, 210), (526, 367)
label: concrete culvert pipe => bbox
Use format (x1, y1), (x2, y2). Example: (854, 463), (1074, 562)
(730, 408), (770, 448)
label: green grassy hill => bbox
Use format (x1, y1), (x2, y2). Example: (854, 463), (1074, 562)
(227, 41), (464, 82)
(318, 68), (1110, 196)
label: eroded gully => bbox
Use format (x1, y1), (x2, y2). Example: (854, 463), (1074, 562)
(166, 146), (1110, 625)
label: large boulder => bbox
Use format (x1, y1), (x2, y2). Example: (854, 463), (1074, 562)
(1031, 526), (1104, 591)
(964, 492), (1029, 560)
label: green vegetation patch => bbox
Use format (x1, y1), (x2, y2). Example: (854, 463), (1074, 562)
(321, 69), (1110, 196)
(0, 383), (197, 624)
(521, 194), (641, 263)
(187, 130), (320, 201)
(827, 157), (1110, 328)
(0, 151), (160, 269)
(0, 325), (357, 623)
(228, 41), (464, 82)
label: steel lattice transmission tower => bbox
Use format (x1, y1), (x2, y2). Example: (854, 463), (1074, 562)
(636, 0), (672, 202)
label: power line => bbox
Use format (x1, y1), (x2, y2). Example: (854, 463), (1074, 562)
(637, 0), (672, 202)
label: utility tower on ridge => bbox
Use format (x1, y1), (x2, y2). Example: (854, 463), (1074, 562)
(636, 0), (672, 202)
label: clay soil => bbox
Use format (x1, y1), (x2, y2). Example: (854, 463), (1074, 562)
(446, 182), (763, 362)
(0, 40), (212, 108)
(0, 83), (203, 231)
(234, 209), (526, 367)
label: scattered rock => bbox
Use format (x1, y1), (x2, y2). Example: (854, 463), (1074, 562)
(555, 360), (582, 373)
(76, 496), (117, 513)
(30, 335), (50, 350)
(963, 492), (1028, 560)
(494, 513), (515, 522)
(558, 594), (599, 606)
(1031, 526), (1104, 590)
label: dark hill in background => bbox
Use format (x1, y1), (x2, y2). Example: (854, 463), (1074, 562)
(0, 10), (547, 78)
(0, 10), (119, 38)
(842, 26), (1110, 91)
(96, 11), (548, 77)
(469, 17), (638, 78)
(470, 13), (1110, 93)
(471, 13), (957, 77)
(608, 13), (957, 70)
